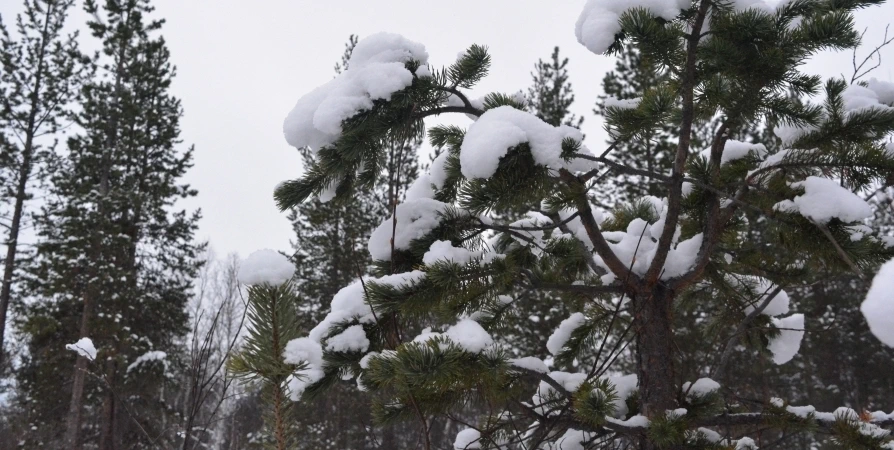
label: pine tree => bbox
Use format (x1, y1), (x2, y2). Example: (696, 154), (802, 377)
(0, 0), (85, 371)
(527, 47), (583, 129)
(283, 34), (424, 449)
(595, 46), (678, 206)
(228, 258), (303, 450)
(15, 0), (202, 448)
(273, 4), (894, 449)
(599, 28), (894, 444)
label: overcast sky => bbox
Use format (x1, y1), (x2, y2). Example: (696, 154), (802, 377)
(3, 0), (893, 258)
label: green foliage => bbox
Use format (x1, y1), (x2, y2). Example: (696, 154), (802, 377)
(573, 379), (620, 426)
(273, 1), (894, 448)
(526, 46), (584, 128)
(228, 282), (304, 450)
(11, 0), (202, 447)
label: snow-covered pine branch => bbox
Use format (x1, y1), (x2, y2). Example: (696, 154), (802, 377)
(272, 3), (894, 448)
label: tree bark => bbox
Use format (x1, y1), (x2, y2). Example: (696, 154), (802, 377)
(634, 284), (678, 449)
(99, 357), (118, 450)
(0, 0), (54, 372)
(65, 289), (97, 449)
(0, 122), (36, 370)
(65, 6), (131, 444)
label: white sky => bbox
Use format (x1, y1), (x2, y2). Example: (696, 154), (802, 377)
(3, 1), (893, 258)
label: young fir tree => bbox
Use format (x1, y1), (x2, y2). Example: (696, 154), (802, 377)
(273, 4), (894, 449)
(0, 0), (86, 371)
(15, 0), (201, 448)
(228, 250), (302, 450)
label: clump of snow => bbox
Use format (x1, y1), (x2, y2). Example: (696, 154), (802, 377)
(606, 415), (650, 428)
(729, 276), (790, 316)
(786, 404), (816, 418)
(508, 212), (551, 249)
(422, 240), (503, 265)
(841, 83), (894, 113)
(662, 233), (703, 279)
(596, 212), (704, 284)
(546, 312), (587, 355)
(310, 271), (425, 342)
(359, 351), (379, 369)
(866, 78), (894, 104)
(368, 198), (453, 260)
(772, 80), (894, 148)
(767, 314), (805, 364)
(65, 337), (97, 360)
(445, 93), (485, 121)
(325, 325), (370, 353)
(459, 106), (591, 179)
(556, 207), (606, 251)
(454, 428), (481, 449)
(412, 319), (494, 353)
(238, 249), (295, 285)
(287, 369), (325, 400)
(736, 437), (758, 449)
(404, 174), (436, 200)
(509, 356), (548, 373)
(606, 374), (638, 417)
(700, 140), (768, 165)
(284, 338), (326, 400)
(445, 319), (493, 353)
(604, 96), (641, 109)
(284, 337), (323, 367)
(773, 124), (816, 146)
(126, 351), (167, 373)
(810, 408), (892, 439)
(554, 429), (591, 450)
(861, 258), (894, 347)
(774, 176), (872, 223)
(695, 428), (722, 443)
(549, 371), (589, 393)
(576, 0), (688, 54)
(683, 378), (721, 397)
(415, 64), (432, 78)
(283, 33), (428, 151)
(429, 151), (452, 189)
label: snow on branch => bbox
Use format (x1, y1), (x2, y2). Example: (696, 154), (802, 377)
(283, 33), (428, 151)
(65, 337), (97, 361)
(238, 249), (295, 286)
(861, 258), (894, 347)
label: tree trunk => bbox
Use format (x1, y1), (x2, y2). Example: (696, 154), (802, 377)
(64, 7), (131, 446)
(65, 289), (96, 449)
(99, 358), (118, 450)
(634, 284), (678, 449)
(0, 132), (35, 370)
(0, 0), (54, 372)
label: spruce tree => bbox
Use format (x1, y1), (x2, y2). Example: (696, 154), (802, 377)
(16, 0), (202, 448)
(0, 0), (85, 371)
(273, 5), (894, 449)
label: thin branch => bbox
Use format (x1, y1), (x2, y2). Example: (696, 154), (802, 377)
(815, 221), (865, 279)
(711, 285), (784, 382)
